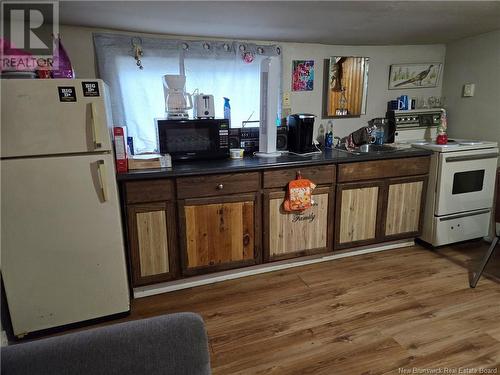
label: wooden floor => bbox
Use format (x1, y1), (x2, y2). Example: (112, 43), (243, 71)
(36, 241), (500, 374)
(119, 241), (500, 374)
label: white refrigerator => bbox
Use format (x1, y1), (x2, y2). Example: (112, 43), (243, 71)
(1, 79), (130, 337)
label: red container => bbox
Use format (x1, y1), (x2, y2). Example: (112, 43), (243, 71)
(436, 133), (448, 145)
(113, 127), (128, 173)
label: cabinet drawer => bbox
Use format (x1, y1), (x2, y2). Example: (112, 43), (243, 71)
(124, 179), (175, 204)
(337, 156), (430, 183)
(263, 165), (335, 189)
(177, 172), (260, 199)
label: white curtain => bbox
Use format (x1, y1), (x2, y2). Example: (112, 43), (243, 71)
(93, 33), (281, 153)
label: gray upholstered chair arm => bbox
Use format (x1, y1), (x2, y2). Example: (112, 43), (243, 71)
(1, 312), (211, 375)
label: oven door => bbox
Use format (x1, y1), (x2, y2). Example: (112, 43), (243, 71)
(435, 148), (499, 216)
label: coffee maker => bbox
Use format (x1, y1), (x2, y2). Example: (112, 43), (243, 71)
(287, 114), (315, 153)
(163, 74), (193, 119)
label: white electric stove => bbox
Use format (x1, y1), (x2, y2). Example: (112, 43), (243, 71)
(411, 139), (499, 246)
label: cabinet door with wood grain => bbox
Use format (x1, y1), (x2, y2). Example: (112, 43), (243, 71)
(383, 176), (427, 240)
(127, 202), (179, 286)
(178, 193), (261, 275)
(264, 186), (334, 261)
(335, 181), (384, 249)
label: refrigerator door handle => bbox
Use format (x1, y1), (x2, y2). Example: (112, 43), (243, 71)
(91, 103), (102, 150)
(96, 160), (108, 202)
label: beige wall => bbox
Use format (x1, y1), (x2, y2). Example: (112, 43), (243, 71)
(59, 24), (445, 138)
(442, 30), (500, 147)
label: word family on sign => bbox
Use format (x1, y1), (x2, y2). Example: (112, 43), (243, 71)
(292, 212), (316, 223)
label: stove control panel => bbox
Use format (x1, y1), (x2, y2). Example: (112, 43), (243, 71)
(387, 109), (442, 130)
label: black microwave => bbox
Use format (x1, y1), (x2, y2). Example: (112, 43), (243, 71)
(156, 119), (230, 160)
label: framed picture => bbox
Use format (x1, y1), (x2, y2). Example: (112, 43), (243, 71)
(388, 63), (442, 89)
(292, 60), (314, 91)
(322, 56), (369, 118)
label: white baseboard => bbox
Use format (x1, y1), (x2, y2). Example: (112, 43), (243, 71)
(133, 240), (415, 299)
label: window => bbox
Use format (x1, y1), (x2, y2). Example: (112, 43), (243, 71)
(94, 34), (281, 153)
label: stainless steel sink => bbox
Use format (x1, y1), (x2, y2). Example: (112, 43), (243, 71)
(336, 144), (399, 155)
(357, 144), (398, 153)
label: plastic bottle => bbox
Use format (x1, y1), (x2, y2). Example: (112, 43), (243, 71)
(317, 123), (325, 146)
(375, 126), (385, 145)
(325, 121), (334, 148)
(223, 97), (231, 126)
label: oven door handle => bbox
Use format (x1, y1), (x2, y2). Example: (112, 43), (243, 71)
(445, 152), (499, 163)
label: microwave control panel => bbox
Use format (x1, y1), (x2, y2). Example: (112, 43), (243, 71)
(219, 129), (229, 149)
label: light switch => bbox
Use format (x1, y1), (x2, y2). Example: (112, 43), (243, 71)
(283, 92), (291, 107)
(463, 83), (475, 97)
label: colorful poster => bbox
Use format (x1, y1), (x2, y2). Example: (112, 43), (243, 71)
(292, 60), (314, 91)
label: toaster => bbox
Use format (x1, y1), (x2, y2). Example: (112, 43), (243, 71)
(193, 93), (215, 119)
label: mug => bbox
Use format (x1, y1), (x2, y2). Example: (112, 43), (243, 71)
(397, 95), (409, 110)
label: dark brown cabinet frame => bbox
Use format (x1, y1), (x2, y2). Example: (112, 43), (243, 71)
(177, 192), (262, 276)
(121, 157), (431, 287)
(382, 175), (429, 242)
(127, 201), (179, 286)
(334, 180), (387, 250)
(334, 175), (428, 250)
(263, 185), (335, 262)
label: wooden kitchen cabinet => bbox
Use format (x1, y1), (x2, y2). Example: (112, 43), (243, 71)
(383, 176), (427, 239)
(119, 155), (431, 286)
(263, 165), (335, 261)
(177, 171), (262, 276)
(264, 187), (334, 261)
(335, 157), (430, 249)
(178, 193), (261, 275)
(335, 181), (385, 248)
(127, 202), (179, 286)
(123, 179), (179, 286)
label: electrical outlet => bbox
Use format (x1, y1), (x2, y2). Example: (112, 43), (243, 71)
(282, 92), (291, 107)
(463, 83), (475, 97)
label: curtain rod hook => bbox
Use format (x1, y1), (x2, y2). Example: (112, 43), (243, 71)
(131, 37), (144, 70)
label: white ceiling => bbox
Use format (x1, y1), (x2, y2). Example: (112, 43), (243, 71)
(59, 1), (500, 45)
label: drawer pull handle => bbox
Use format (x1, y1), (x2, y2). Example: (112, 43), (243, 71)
(216, 184), (224, 190)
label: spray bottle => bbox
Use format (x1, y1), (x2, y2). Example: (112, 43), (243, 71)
(223, 97), (231, 126)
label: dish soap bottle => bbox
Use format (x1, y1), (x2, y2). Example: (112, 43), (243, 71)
(223, 97), (231, 126)
(325, 121), (334, 148)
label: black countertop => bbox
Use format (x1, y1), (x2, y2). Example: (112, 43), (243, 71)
(116, 147), (432, 181)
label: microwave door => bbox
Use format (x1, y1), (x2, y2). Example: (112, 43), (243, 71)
(157, 119), (229, 160)
(435, 149), (499, 216)
(161, 124), (214, 160)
